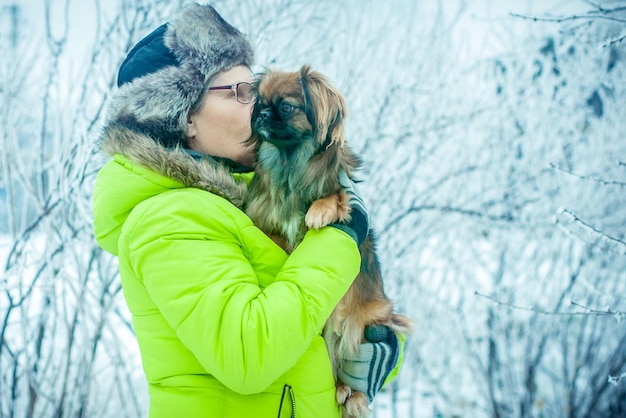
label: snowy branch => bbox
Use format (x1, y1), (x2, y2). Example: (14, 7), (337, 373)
(550, 163), (626, 187)
(510, 11), (626, 24)
(571, 301), (626, 322)
(581, 2), (626, 14)
(475, 291), (626, 320)
(602, 33), (626, 47)
(385, 204), (513, 231)
(556, 208), (626, 255)
(512, 3), (626, 46)
(609, 373), (626, 385)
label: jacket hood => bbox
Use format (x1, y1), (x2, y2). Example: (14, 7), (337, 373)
(93, 125), (250, 255)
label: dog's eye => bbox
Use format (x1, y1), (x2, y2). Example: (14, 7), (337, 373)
(279, 101), (295, 115)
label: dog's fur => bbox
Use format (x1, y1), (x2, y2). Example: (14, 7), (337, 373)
(245, 65), (413, 418)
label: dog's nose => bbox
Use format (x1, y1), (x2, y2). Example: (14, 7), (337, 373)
(259, 109), (272, 119)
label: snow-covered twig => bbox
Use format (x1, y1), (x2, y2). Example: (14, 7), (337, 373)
(602, 33), (626, 47)
(608, 373), (626, 385)
(475, 291), (626, 320)
(550, 163), (626, 187)
(571, 301), (626, 322)
(582, 3), (626, 14)
(511, 12), (626, 24)
(555, 208), (626, 255)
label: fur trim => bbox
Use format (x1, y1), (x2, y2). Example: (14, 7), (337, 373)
(106, 4), (253, 141)
(98, 125), (248, 208)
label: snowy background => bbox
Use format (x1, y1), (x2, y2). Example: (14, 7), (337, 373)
(1, 0), (625, 417)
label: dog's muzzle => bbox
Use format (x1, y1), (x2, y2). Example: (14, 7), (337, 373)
(259, 108), (272, 120)
(253, 111), (271, 140)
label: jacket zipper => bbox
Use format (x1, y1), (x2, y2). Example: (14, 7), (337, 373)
(277, 384), (296, 418)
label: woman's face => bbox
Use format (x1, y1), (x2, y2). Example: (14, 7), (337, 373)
(186, 65), (256, 167)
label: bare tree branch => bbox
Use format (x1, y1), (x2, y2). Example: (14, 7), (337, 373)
(510, 12), (626, 24)
(475, 291), (626, 318)
(550, 163), (626, 187)
(556, 208), (626, 255)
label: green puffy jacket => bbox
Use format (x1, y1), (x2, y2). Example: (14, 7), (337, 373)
(93, 127), (363, 417)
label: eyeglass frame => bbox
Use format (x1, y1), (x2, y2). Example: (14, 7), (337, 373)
(207, 82), (255, 104)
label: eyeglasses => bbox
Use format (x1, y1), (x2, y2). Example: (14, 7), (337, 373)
(208, 82), (255, 104)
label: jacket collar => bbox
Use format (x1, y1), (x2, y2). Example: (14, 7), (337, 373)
(98, 124), (250, 208)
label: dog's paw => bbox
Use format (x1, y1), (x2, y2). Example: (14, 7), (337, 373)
(306, 192), (350, 229)
(343, 391), (370, 418)
(335, 382), (352, 405)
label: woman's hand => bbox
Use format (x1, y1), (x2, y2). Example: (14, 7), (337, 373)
(330, 171), (369, 246)
(336, 325), (400, 404)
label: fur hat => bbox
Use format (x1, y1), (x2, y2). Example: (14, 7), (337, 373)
(106, 4), (254, 146)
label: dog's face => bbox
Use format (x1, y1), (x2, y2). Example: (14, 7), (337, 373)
(251, 65), (347, 151)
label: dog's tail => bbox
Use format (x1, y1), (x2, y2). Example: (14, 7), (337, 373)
(389, 313), (415, 336)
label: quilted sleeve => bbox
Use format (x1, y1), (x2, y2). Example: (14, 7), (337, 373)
(123, 188), (360, 394)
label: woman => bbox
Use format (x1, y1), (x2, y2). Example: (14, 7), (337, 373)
(92, 4), (402, 417)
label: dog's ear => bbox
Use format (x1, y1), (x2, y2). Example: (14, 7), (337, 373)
(299, 65), (347, 148)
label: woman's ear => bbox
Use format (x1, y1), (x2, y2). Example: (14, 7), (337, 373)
(186, 114), (197, 138)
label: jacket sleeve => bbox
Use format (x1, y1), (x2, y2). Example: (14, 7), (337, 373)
(123, 189), (360, 394)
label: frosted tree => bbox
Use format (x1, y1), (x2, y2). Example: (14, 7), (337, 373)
(429, 2), (626, 417)
(0, 1), (185, 416)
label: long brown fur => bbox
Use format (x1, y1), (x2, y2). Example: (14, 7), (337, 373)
(245, 65), (413, 418)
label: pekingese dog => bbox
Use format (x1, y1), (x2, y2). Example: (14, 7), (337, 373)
(245, 65), (413, 418)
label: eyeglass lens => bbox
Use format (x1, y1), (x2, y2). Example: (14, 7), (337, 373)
(236, 83), (254, 104)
